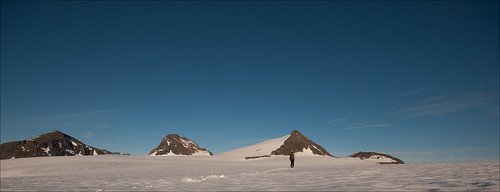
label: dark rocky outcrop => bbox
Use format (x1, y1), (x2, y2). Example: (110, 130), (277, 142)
(0, 130), (128, 160)
(149, 134), (212, 156)
(349, 151), (404, 164)
(245, 155), (271, 160)
(270, 130), (335, 157)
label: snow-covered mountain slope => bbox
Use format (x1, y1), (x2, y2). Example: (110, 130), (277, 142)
(149, 134), (212, 156)
(0, 130), (127, 159)
(218, 130), (334, 160)
(218, 135), (290, 159)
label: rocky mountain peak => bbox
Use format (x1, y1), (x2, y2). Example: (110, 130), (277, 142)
(149, 134), (213, 156)
(0, 130), (128, 159)
(164, 134), (182, 141)
(270, 130), (334, 157)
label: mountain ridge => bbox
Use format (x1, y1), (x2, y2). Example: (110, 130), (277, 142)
(2, 130), (404, 163)
(219, 130), (334, 160)
(271, 130), (334, 157)
(149, 134), (213, 156)
(0, 130), (128, 160)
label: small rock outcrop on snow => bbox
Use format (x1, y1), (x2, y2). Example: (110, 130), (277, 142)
(349, 151), (404, 164)
(149, 134), (213, 156)
(0, 130), (128, 160)
(219, 130), (335, 160)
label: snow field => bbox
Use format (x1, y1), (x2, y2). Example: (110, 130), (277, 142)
(217, 135), (290, 159)
(1, 155), (498, 191)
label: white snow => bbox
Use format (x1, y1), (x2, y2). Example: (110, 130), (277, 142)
(65, 149), (75, 155)
(93, 150), (98, 156)
(180, 138), (195, 148)
(294, 147), (316, 157)
(1, 155), (498, 191)
(190, 150), (212, 156)
(41, 147), (51, 156)
(71, 141), (78, 147)
(181, 175), (225, 183)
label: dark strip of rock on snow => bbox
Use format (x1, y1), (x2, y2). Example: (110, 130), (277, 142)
(245, 155), (272, 160)
(349, 151), (404, 164)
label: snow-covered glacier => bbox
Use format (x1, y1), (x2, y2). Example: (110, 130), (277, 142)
(1, 155), (498, 191)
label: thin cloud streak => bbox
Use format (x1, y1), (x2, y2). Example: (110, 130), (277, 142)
(94, 123), (113, 129)
(344, 124), (390, 130)
(394, 89), (424, 97)
(83, 131), (95, 139)
(27, 110), (121, 119)
(328, 117), (347, 123)
(389, 91), (498, 118)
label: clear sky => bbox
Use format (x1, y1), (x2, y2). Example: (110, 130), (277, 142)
(1, 1), (498, 163)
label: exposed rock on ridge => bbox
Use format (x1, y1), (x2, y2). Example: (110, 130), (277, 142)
(0, 130), (128, 160)
(349, 151), (404, 164)
(149, 134), (213, 156)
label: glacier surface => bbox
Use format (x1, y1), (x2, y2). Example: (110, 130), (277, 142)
(1, 155), (498, 191)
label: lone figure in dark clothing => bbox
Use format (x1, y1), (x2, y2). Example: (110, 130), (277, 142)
(289, 152), (295, 168)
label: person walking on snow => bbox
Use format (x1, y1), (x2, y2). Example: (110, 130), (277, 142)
(289, 152), (295, 168)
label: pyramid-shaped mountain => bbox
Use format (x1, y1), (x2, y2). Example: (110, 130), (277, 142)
(0, 130), (128, 159)
(149, 134), (213, 156)
(271, 130), (333, 157)
(219, 130), (334, 160)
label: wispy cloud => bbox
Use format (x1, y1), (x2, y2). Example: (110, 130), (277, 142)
(462, 147), (498, 151)
(28, 110), (121, 119)
(372, 124), (391, 127)
(344, 124), (390, 130)
(394, 89), (424, 97)
(94, 123), (113, 129)
(83, 131), (95, 139)
(327, 117), (347, 123)
(475, 107), (500, 120)
(391, 147), (500, 163)
(389, 91), (498, 119)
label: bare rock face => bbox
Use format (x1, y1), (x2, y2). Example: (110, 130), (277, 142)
(149, 134), (213, 156)
(349, 151), (404, 164)
(0, 130), (128, 160)
(270, 130), (335, 157)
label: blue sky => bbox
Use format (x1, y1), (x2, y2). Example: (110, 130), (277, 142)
(1, 1), (498, 163)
